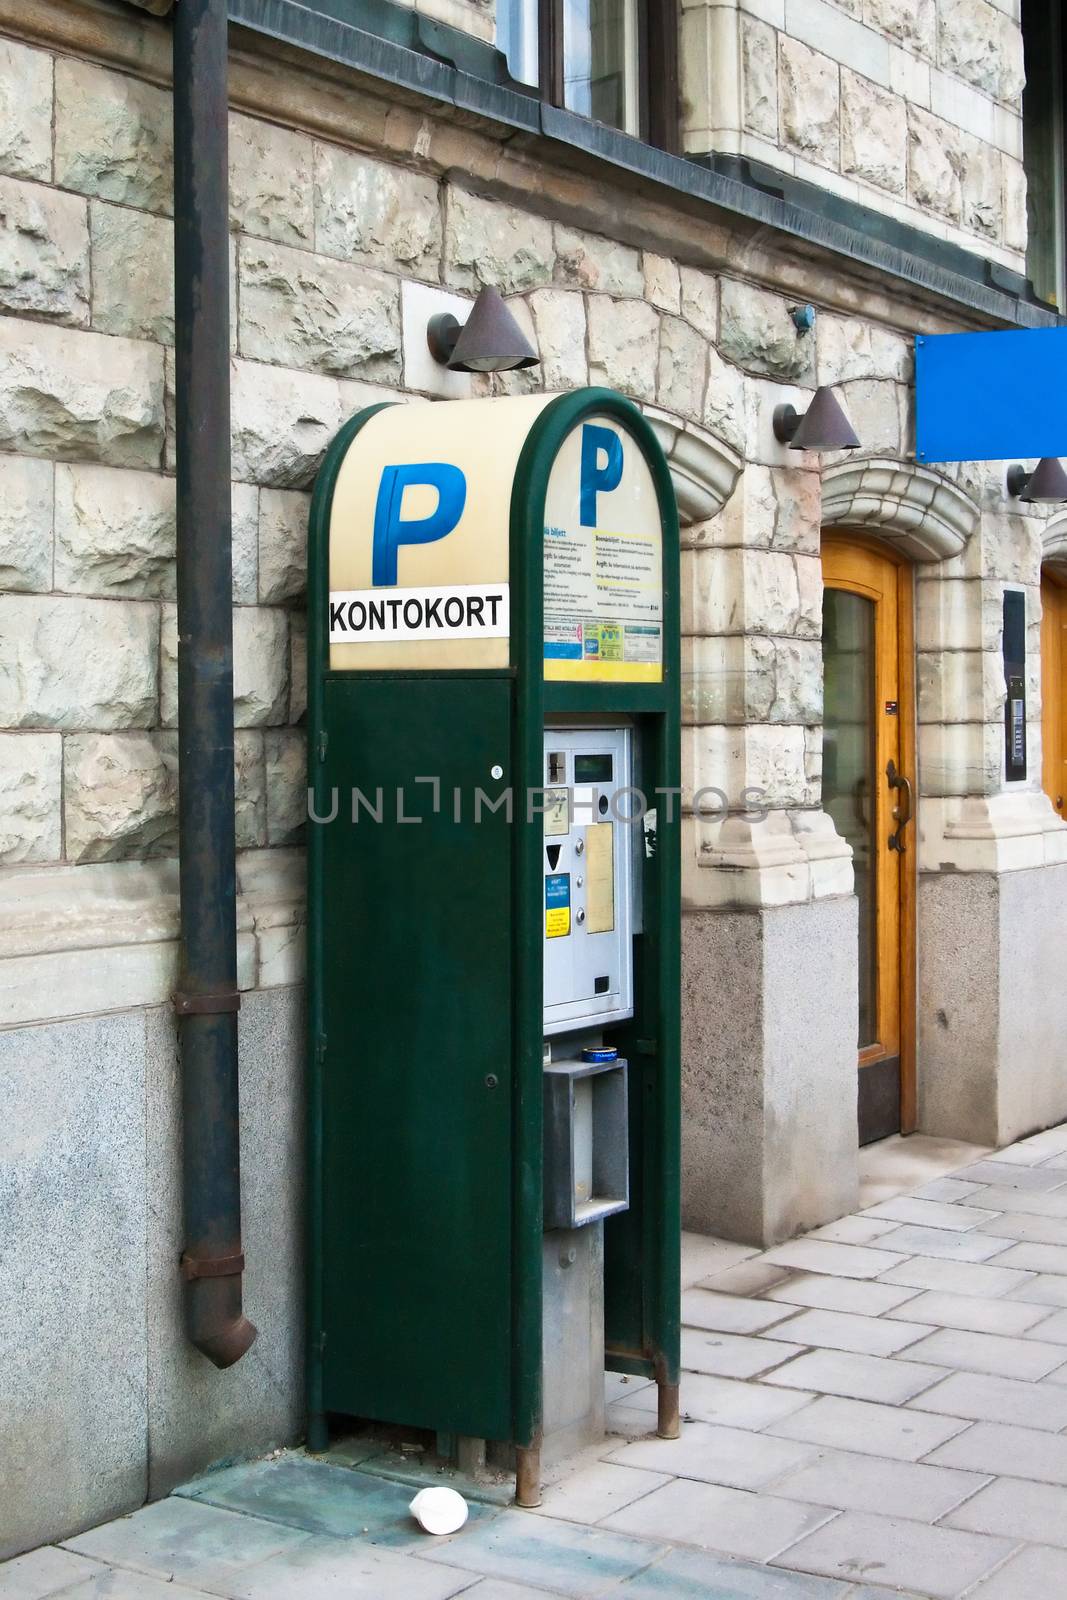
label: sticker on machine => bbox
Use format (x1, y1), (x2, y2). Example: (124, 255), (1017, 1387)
(329, 583), (509, 644)
(545, 873), (571, 938)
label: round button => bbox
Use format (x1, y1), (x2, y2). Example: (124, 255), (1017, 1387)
(490, 764), (503, 780)
(576, 909), (586, 924)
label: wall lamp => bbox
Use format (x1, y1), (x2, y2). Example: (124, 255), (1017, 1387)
(1007, 458), (1067, 503)
(773, 386), (860, 452)
(427, 286), (540, 373)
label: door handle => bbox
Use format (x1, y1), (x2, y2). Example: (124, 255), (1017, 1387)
(886, 759), (912, 853)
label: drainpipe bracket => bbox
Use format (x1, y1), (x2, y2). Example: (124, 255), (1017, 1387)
(180, 1250), (247, 1281)
(173, 988), (242, 1016)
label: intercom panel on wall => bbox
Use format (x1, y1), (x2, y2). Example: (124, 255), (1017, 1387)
(542, 727), (634, 1035)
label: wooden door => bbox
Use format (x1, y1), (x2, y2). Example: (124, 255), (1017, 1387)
(822, 536), (916, 1145)
(1042, 570), (1067, 817)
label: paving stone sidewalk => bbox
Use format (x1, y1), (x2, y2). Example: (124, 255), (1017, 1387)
(10, 1127), (1067, 1599)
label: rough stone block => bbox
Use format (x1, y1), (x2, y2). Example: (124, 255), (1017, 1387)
(683, 635), (822, 726)
(230, 113), (313, 247)
(960, 137), (1002, 240)
(0, 176), (89, 325)
(161, 605), (289, 728)
(258, 488), (310, 605)
(232, 482), (260, 606)
(235, 729), (267, 849)
(55, 59), (172, 215)
(265, 729), (307, 846)
(63, 731), (178, 862)
(0, 454), (53, 592)
(686, 723), (818, 810)
(658, 315), (707, 422)
(0, 317), (164, 468)
(1003, 155), (1028, 255)
(817, 315), (911, 385)
(864, 0), (935, 56)
(527, 289), (588, 389)
(742, 15), (779, 139)
(780, 36), (839, 168)
(144, 988), (304, 1497)
(0, 732), (62, 864)
(289, 612), (307, 724)
(909, 106), (963, 223)
(939, 0), (1022, 103)
(836, 379), (904, 455)
(239, 238), (401, 381)
(553, 225), (642, 295)
(0, 37), (53, 183)
(315, 143), (440, 274)
(54, 463), (175, 599)
(680, 267), (718, 344)
(587, 295), (659, 400)
(841, 72), (906, 194)
(90, 202), (174, 344)
(230, 358), (340, 487)
(643, 253), (680, 314)
(0, 595), (158, 730)
(444, 187), (554, 294)
(918, 721), (1003, 797)
(0, 1011), (148, 1556)
(702, 346), (746, 454)
(719, 280), (814, 383)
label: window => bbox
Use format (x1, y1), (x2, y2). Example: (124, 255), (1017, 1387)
(498, 0), (678, 151)
(1022, 0), (1067, 307)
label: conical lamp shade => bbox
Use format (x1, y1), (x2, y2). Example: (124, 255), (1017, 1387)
(449, 286), (539, 372)
(790, 386), (861, 451)
(1020, 457), (1067, 502)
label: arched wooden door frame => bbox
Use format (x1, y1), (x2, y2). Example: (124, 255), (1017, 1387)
(1041, 566), (1067, 819)
(822, 531), (917, 1140)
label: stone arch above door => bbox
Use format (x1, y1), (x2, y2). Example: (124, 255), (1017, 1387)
(640, 405), (743, 526)
(821, 458), (978, 562)
(1043, 510), (1067, 575)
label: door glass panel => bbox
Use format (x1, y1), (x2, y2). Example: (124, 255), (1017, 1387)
(563, 0), (640, 135)
(823, 587), (878, 1049)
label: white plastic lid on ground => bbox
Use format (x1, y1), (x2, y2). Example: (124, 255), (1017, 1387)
(409, 1485), (469, 1536)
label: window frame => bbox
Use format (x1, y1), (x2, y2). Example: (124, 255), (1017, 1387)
(532, 0), (679, 153)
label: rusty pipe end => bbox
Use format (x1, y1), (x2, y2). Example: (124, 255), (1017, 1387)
(195, 1313), (258, 1370)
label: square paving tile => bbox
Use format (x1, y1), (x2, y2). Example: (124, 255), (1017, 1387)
(47, 1577), (214, 1600)
(0, 1549), (105, 1600)
(1006, 1273), (1067, 1306)
(532, 1463), (668, 1525)
(761, 1275), (921, 1319)
(876, 1258), (1037, 1298)
(944, 1475), (1067, 1547)
(418, 1510), (664, 1598)
(680, 1329), (804, 1380)
(698, 1261), (794, 1298)
(759, 1309), (933, 1358)
(883, 1290), (1050, 1337)
(606, 1373), (655, 1406)
(680, 1236), (756, 1289)
(766, 1396), (967, 1462)
(865, 1226), (1012, 1264)
(910, 1179), (985, 1203)
(804, 1217), (902, 1247)
(762, 1241), (908, 1280)
(972, 1211), (1067, 1246)
(763, 1349), (943, 1406)
(216, 1535), (478, 1600)
(451, 1584), (561, 1599)
(953, 1162), (1067, 1192)
(176, 1457), (496, 1546)
(615, 1546), (853, 1597)
(964, 1186), (1067, 1218)
(926, 1419), (1067, 1484)
(991, 1241), (1067, 1275)
(863, 1198), (999, 1232)
(773, 1509), (1014, 1599)
(767, 1447), (988, 1524)
(967, 1544), (1067, 1598)
(63, 1499), (308, 1586)
(605, 1422), (817, 1491)
(901, 1327), (1067, 1380)
(680, 1290), (796, 1335)
(1023, 1306), (1067, 1342)
(626, 1372), (816, 1431)
(600, 1480), (834, 1564)
(905, 1369), (1067, 1431)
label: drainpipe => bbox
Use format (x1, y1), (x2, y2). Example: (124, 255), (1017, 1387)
(172, 0), (257, 1369)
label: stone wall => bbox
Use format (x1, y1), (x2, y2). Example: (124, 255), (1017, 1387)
(683, 0), (1028, 272)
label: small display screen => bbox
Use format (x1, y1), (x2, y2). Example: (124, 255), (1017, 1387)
(574, 754), (613, 783)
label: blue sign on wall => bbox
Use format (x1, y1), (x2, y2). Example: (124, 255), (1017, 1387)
(915, 326), (1067, 464)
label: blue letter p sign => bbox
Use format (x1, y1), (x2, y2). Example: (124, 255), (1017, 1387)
(579, 423), (623, 528)
(372, 462), (467, 586)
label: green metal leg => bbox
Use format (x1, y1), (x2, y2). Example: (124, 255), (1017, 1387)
(307, 1411), (329, 1453)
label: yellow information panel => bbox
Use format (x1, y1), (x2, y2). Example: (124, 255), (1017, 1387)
(584, 823), (615, 934)
(543, 415), (663, 683)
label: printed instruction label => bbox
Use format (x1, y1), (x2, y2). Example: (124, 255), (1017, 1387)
(545, 872), (571, 938)
(543, 525), (662, 669)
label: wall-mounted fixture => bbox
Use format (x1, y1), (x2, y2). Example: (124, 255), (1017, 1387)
(427, 285), (539, 373)
(790, 304), (816, 333)
(773, 387), (860, 452)
(1007, 458), (1067, 503)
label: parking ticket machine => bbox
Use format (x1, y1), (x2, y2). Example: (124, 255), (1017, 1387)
(306, 389), (680, 1505)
